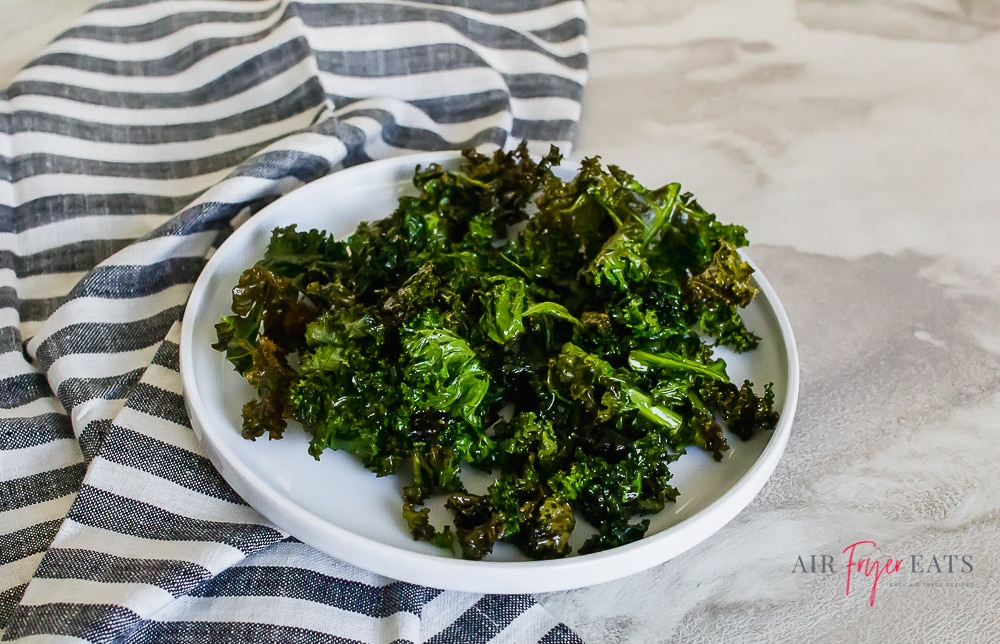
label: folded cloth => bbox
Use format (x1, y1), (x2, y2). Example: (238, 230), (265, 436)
(0, 1), (588, 641)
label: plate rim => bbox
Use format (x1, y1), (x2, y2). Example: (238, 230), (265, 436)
(179, 151), (800, 593)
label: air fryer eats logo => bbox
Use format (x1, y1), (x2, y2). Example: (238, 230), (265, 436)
(793, 540), (974, 606)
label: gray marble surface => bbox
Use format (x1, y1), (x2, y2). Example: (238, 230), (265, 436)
(4, 1), (999, 641)
(546, 2), (1000, 641)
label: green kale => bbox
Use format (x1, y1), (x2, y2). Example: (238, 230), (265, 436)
(400, 324), (491, 431)
(685, 240), (761, 351)
(479, 275), (527, 345)
(214, 143), (780, 560)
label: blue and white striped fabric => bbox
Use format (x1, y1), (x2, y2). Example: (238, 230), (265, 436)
(0, 1), (588, 641)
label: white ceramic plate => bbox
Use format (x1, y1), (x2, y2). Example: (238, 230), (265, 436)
(180, 152), (800, 594)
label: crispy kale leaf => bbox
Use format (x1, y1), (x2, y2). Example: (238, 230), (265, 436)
(212, 264), (311, 440)
(214, 142), (780, 560)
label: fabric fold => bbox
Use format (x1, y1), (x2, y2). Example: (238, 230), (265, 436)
(0, 1), (588, 642)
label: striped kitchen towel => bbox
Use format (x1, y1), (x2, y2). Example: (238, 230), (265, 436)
(0, 1), (587, 642)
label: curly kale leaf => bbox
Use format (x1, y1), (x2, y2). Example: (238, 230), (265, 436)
(685, 240), (761, 351)
(213, 265), (312, 440)
(547, 342), (684, 430)
(478, 275), (527, 345)
(259, 225), (348, 286)
(402, 502), (456, 551)
(287, 306), (405, 468)
(700, 379), (780, 441)
(654, 190), (749, 273)
(212, 314), (258, 377)
(404, 445), (466, 504)
(401, 325), (491, 431)
(495, 412), (560, 468)
(237, 336), (296, 441)
(584, 221), (651, 291)
(518, 496), (575, 559)
(213, 265), (302, 370)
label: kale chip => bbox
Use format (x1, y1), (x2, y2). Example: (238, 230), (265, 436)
(214, 142), (779, 560)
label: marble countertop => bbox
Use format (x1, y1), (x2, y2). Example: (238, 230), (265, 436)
(4, 1), (998, 641)
(552, 2), (1000, 641)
